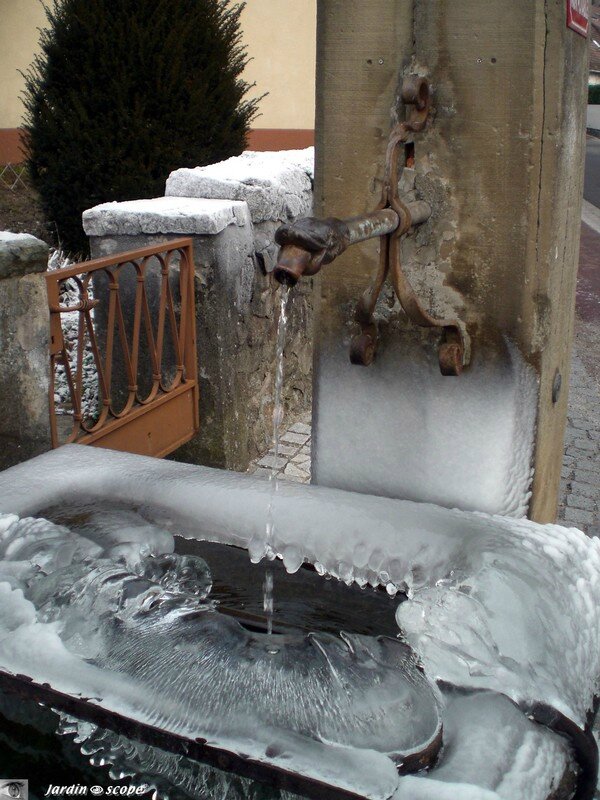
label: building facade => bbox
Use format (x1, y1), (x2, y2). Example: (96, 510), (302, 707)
(0, 0), (317, 163)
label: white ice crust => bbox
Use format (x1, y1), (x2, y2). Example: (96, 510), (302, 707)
(0, 445), (598, 799)
(313, 337), (537, 518)
(165, 148), (314, 223)
(82, 196), (250, 237)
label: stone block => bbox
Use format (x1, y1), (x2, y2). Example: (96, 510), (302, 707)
(566, 494), (596, 512)
(280, 431), (310, 446)
(289, 422), (311, 435)
(165, 149), (314, 224)
(83, 196), (249, 237)
(257, 454), (287, 470)
(0, 231), (48, 280)
(0, 232), (52, 468)
(563, 506), (595, 528)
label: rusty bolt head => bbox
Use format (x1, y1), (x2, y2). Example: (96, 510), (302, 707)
(350, 333), (377, 366)
(438, 342), (463, 376)
(401, 77), (429, 111)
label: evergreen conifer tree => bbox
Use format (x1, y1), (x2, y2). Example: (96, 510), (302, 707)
(22, 0), (259, 254)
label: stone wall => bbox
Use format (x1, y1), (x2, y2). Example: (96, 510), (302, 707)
(0, 232), (51, 468)
(84, 149), (315, 471)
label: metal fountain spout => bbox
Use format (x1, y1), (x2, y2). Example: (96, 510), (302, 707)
(273, 76), (467, 377)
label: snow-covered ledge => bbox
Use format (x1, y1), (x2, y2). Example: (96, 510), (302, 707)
(165, 148), (314, 225)
(83, 196), (250, 237)
(82, 150), (315, 472)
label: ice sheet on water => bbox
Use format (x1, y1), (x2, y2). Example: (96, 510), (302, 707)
(0, 447), (598, 797)
(0, 510), (441, 799)
(2, 445), (600, 729)
(56, 690), (571, 800)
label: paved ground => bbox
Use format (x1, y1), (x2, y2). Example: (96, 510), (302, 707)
(252, 199), (599, 535)
(250, 416), (311, 483)
(557, 203), (600, 535)
(585, 136), (600, 208)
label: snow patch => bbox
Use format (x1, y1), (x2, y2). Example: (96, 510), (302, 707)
(165, 148), (314, 223)
(83, 197), (250, 237)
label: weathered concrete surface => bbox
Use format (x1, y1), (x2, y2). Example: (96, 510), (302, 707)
(86, 194), (313, 472)
(312, 1), (588, 521)
(0, 232), (51, 468)
(0, 231), (48, 280)
(83, 197), (248, 237)
(166, 149), (314, 224)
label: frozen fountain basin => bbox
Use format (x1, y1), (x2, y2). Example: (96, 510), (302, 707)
(0, 445), (599, 800)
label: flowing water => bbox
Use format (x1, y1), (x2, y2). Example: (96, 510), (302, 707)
(263, 284), (291, 635)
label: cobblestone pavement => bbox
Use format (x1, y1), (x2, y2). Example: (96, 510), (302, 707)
(250, 417), (311, 483)
(557, 346), (600, 534)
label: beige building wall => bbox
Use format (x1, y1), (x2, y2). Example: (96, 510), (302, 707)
(0, 0), (316, 160)
(0, 0), (49, 128)
(241, 0), (316, 131)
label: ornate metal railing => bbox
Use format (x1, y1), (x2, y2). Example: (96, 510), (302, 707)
(46, 239), (199, 457)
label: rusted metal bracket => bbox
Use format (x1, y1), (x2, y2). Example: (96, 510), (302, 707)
(351, 76), (464, 375)
(274, 76), (466, 376)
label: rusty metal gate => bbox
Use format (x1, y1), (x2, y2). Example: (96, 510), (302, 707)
(45, 238), (198, 458)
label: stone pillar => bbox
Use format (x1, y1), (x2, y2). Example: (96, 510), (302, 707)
(0, 232), (51, 469)
(312, 0), (588, 521)
(84, 194), (313, 471)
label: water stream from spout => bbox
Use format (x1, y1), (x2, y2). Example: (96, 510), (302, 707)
(263, 284), (291, 635)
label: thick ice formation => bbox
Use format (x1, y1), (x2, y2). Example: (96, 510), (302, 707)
(396, 513), (600, 727)
(2, 445), (599, 729)
(312, 337), (537, 517)
(0, 510), (440, 798)
(0, 446), (597, 798)
(60, 691), (571, 800)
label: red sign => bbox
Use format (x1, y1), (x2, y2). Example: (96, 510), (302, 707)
(567, 0), (590, 37)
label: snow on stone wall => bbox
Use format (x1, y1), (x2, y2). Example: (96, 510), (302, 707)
(83, 149), (315, 470)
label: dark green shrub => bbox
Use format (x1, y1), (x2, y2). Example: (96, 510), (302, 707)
(22, 0), (260, 254)
(589, 84), (600, 105)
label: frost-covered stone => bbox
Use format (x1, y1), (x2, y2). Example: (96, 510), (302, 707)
(165, 148), (314, 223)
(82, 196), (250, 237)
(0, 231), (48, 280)
(313, 338), (537, 517)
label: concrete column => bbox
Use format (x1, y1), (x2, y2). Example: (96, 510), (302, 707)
(312, 0), (588, 521)
(0, 232), (51, 468)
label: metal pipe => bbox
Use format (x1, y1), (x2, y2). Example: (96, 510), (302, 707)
(273, 202), (432, 286)
(343, 208), (399, 244)
(406, 200), (431, 226)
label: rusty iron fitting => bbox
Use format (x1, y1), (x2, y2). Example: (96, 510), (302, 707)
(405, 200), (431, 227)
(274, 210), (399, 285)
(400, 76), (431, 132)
